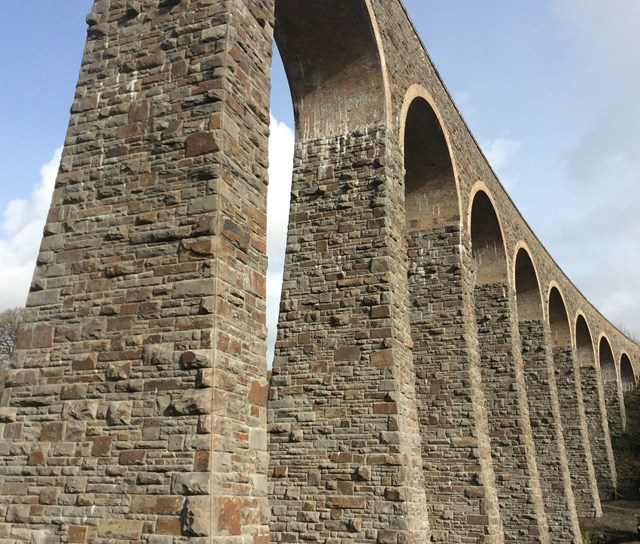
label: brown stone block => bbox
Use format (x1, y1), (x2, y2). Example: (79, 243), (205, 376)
(156, 517), (182, 535)
(105, 145), (129, 158)
(72, 357), (96, 371)
(40, 487), (60, 505)
(91, 436), (112, 456)
(60, 384), (88, 400)
(131, 495), (184, 515)
(371, 349), (394, 366)
(32, 324), (54, 348)
(97, 519), (143, 539)
(328, 496), (366, 509)
(3, 422), (23, 439)
(107, 316), (132, 332)
(185, 132), (218, 157)
(119, 449), (146, 465)
(194, 450), (210, 471)
(128, 100), (149, 123)
(377, 530), (397, 544)
(221, 219), (251, 250)
(249, 380), (269, 407)
(373, 402), (398, 415)
(334, 346), (361, 362)
(40, 421), (65, 441)
(67, 525), (87, 543)
(217, 496), (242, 535)
(27, 450), (47, 466)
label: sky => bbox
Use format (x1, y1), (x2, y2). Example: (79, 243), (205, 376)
(1, 1), (639, 360)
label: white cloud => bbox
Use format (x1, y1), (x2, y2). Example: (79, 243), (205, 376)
(547, 0), (640, 338)
(266, 116), (295, 364)
(0, 148), (60, 311)
(482, 137), (521, 190)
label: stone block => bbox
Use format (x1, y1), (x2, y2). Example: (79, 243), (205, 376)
(171, 472), (210, 495)
(97, 519), (143, 539)
(182, 497), (211, 537)
(107, 401), (133, 425)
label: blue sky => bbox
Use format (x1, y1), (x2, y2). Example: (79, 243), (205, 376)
(1, 1), (639, 348)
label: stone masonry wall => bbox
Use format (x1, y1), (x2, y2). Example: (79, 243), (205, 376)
(519, 321), (581, 543)
(269, 128), (430, 544)
(408, 226), (502, 544)
(2, 1), (640, 543)
(553, 347), (601, 516)
(579, 362), (617, 499)
(474, 284), (549, 544)
(1, 0), (273, 542)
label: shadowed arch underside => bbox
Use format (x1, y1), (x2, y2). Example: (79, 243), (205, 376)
(275, 0), (386, 139)
(514, 248), (543, 321)
(620, 353), (635, 392)
(404, 96), (458, 230)
(470, 190), (507, 285)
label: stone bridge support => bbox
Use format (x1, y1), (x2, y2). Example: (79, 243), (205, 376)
(268, 3), (430, 544)
(2, 0), (275, 542)
(2, 1), (640, 543)
(470, 191), (549, 544)
(404, 95), (503, 543)
(576, 316), (617, 500)
(600, 337), (626, 437)
(514, 249), (581, 542)
(549, 289), (601, 516)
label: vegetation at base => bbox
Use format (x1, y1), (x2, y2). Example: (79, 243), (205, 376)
(0, 307), (25, 369)
(612, 387), (640, 500)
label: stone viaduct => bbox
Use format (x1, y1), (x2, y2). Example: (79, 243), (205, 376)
(1, 1), (638, 543)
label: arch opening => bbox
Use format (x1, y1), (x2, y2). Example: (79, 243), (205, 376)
(274, 0), (386, 140)
(599, 337), (617, 383)
(514, 248), (543, 321)
(403, 96), (458, 230)
(620, 354), (636, 392)
(575, 315), (595, 368)
(548, 287), (571, 347)
(470, 191), (507, 285)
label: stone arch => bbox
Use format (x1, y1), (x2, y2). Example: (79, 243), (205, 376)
(599, 336), (617, 383)
(548, 288), (601, 515)
(548, 285), (572, 347)
(401, 85), (461, 230)
(620, 353), (636, 393)
(576, 315), (617, 499)
(513, 244), (543, 321)
(469, 186), (508, 285)
(575, 314), (596, 368)
(513, 245), (583, 536)
(274, 0), (388, 140)
(599, 335), (626, 436)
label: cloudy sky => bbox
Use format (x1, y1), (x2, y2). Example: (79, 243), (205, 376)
(1, 1), (639, 358)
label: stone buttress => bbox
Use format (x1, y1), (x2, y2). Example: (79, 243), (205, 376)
(2, 1), (273, 542)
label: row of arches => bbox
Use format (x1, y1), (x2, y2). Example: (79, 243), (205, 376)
(402, 89), (636, 395)
(402, 87), (637, 542)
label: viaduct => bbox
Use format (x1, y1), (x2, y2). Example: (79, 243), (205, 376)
(1, 1), (639, 543)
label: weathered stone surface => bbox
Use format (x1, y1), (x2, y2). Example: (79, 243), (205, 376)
(2, 2), (639, 544)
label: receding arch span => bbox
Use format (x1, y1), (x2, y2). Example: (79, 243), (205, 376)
(402, 90), (459, 230)
(514, 246), (543, 321)
(620, 353), (636, 392)
(548, 286), (572, 347)
(275, 0), (386, 140)
(575, 314), (596, 368)
(469, 188), (507, 285)
(599, 336), (616, 383)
